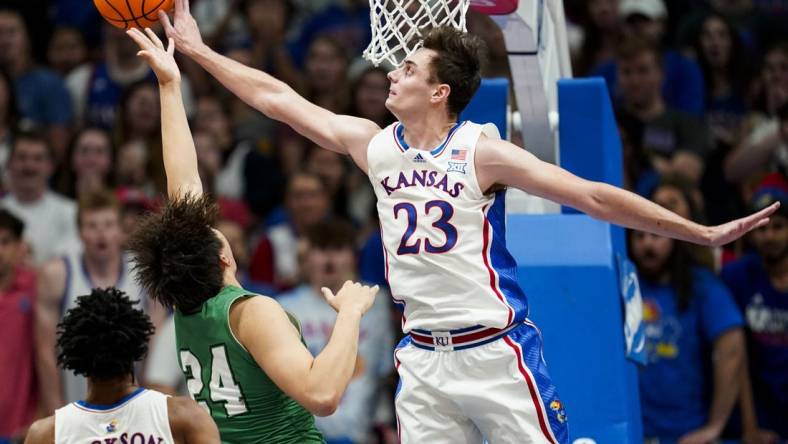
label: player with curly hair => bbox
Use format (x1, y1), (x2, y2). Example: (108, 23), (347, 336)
(24, 288), (220, 444)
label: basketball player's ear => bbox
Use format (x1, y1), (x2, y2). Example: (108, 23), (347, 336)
(218, 252), (232, 268)
(431, 84), (451, 105)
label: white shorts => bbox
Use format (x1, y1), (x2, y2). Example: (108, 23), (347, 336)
(394, 320), (569, 444)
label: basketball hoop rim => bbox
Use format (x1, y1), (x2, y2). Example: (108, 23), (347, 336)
(469, 0), (518, 15)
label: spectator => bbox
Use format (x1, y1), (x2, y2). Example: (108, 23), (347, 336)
(693, 13), (754, 147)
(35, 190), (160, 413)
(46, 26), (87, 77)
(66, 25), (194, 129)
(0, 68), (18, 188)
(193, 96), (272, 203)
(249, 171), (331, 290)
(570, 0), (623, 77)
(114, 80), (167, 194)
(593, 0), (706, 115)
(0, 130), (79, 264)
(115, 140), (158, 197)
(244, 0), (303, 91)
(349, 66), (395, 127)
(289, 0), (371, 68)
(305, 35), (352, 114)
(705, 0), (785, 53)
(278, 219), (394, 444)
(615, 38), (710, 185)
(0, 210), (36, 441)
(0, 7), (72, 159)
(721, 173), (788, 441)
(305, 145), (351, 220)
(54, 126), (114, 200)
(725, 45), (788, 183)
(632, 179), (745, 443)
(691, 13), (755, 224)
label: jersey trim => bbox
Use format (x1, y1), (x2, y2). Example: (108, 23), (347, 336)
(502, 336), (559, 444)
(80, 254), (127, 289)
(74, 387), (146, 412)
(393, 121), (465, 156)
(482, 196), (515, 325)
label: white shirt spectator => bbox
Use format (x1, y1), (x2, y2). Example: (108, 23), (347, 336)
(1, 191), (80, 264)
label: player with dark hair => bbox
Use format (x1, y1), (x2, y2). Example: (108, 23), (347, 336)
(124, 27), (379, 443)
(24, 288), (219, 444)
(159, 1), (778, 441)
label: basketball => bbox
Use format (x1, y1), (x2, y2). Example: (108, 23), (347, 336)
(94, 0), (174, 29)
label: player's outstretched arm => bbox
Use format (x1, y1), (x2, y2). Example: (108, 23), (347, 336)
(126, 27), (202, 200)
(157, 0), (379, 171)
(231, 281), (379, 416)
(167, 396), (221, 444)
(23, 416), (54, 444)
(476, 136), (780, 247)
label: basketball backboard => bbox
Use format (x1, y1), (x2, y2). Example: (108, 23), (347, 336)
(471, 0), (572, 164)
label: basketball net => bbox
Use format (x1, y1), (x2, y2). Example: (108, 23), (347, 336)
(363, 0), (470, 67)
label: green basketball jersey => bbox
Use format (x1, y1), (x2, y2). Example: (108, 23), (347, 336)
(174, 285), (324, 444)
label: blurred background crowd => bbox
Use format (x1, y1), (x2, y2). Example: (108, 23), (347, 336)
(0, 0), (786, 442)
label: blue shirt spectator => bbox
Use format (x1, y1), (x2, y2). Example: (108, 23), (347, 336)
(594, 50), (705, 116)
(15, 68), (72, 126)
(639, 267), (744, 439)
(720, 173), (788, 438)
(721, 254), (788, 437)
(290, 3), (371, 68)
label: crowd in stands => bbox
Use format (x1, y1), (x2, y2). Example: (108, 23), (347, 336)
(0, 0), (785, 442)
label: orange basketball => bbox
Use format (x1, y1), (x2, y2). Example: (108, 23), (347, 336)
(94, 0), (174, 29)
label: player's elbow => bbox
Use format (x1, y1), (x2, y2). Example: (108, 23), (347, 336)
(253, 85), (292, 119)
(303, 390), (341, 417)
(577, 183), (608, 219)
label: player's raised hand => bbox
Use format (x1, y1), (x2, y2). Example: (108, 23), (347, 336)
(158, 0), (204, 57)
(705, 201), (780, 247)
(126, 28), (180, 85)
(320, 281), (379, 315)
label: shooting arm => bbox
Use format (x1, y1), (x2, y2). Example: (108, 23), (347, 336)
(159, 80), (202, 199)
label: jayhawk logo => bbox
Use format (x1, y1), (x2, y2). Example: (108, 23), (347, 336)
(105, 419), (118, 433)
(549, 399), (567, 423)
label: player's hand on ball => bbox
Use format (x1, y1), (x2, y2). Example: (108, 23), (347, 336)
(158, 0), (204, 56)
(126, 28), (180, 85)
(320, 281), (379, 315)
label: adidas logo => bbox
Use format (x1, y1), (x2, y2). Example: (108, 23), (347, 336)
(414, 153), (426, 163)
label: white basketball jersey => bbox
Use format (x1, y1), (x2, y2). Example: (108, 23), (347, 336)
(60, 252), (147, 404)
(55, 388), (175, 444)
(368, 121), (528, 332)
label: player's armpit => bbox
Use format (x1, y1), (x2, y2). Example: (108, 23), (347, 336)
(23, 416), (55, 444)
(474, 135), (597, 211)
(167, 396), (220, 444)
(229, 296), (337, 415)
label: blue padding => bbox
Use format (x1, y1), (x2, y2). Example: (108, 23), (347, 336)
(508, 214), (642, 443)
(558, 77), (626, 253)
(460, 77), (508, 140)
(558, 78), (623, 188)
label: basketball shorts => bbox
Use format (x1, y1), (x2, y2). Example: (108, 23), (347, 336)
(394, 320), (569, 444)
